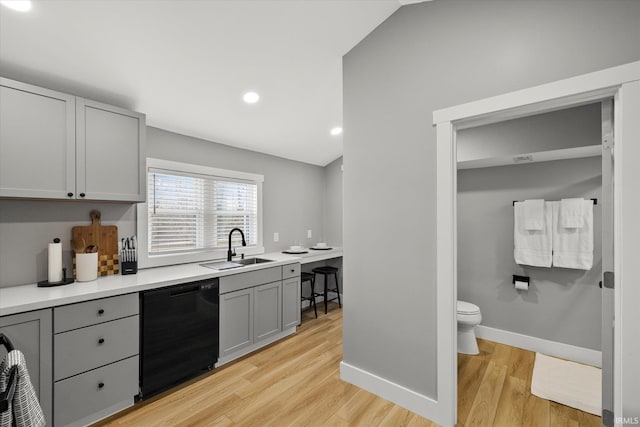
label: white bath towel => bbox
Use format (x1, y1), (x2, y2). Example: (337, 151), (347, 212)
(552, 200), (594, 270)
(560, 198), (585, 228)
(524, 199), (545, 230)
(514, 201), (552, 267)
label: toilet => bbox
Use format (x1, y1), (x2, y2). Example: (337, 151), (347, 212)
(457, 300), (482, 355)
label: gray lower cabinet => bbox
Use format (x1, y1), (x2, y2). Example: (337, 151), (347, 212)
(0, 77), (146, 202)
(282, 277), (301, 329)
(54, 356), (138, 427)
(219, 263), (302, 362)
(0, 309), (53, 426)
(219, 280), (283, 359)
(282, 263), (301, 329)
(253, 281), (282, 342)
(53, 294), (139, 427)
(219, 287), (254, 357)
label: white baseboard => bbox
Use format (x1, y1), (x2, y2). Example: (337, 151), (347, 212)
(475, 325), (602, 367)
(340, 361), (447, 426)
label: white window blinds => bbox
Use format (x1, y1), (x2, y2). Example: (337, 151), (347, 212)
(148, 168), (258, 255)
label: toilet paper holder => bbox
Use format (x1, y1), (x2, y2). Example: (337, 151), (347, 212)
(512, 274), (530, 290)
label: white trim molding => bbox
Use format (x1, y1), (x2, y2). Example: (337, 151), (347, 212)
(433, 60), (640, 424)
(340, 362), (449, 426)
(475, 325), (602, 368)
(433, 61), (640, 125)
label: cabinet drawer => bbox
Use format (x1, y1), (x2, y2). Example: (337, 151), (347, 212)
(54, 315), (139, 381)
(54, 356), (138, 427)
(282, 263), (301, 280)
(220, 266), (282, 294)
(54, 293), (139, 333)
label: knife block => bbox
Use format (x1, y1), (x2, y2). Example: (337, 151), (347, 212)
(121, 261), (137, 275)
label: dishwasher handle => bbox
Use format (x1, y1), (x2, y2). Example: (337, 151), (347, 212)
(169, 285), (201, 297)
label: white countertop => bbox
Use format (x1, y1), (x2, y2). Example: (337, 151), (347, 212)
(0, 247), (342, 317)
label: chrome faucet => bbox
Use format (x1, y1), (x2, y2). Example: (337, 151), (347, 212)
(227, 228), (247, 261)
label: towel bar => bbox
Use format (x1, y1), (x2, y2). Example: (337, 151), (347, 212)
(512, 198), (597, 206)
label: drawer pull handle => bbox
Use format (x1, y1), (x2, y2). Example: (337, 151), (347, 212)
(98, 309), (105, 316)
(98, 338), (105, 345)
(98, 382), (104, 389)
(67, 192), (73, 197)
(291, 269), (295, 273)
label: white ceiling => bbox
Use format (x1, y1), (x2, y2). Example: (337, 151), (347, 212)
(0, 0), (410, 166)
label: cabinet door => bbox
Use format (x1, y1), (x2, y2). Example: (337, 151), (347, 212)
(219, 288), (254, 357)
(0, 78), (75, 199)
(0, 309), (53, 425)
(76, 98), (146, 202)
(254, 281), (282, 343)
(282, 277), (301, 329)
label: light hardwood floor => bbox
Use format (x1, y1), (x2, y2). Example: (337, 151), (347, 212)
(96, 305), (600, 427)
(458, 339), (601, 427)
(95, 303), (435, 427)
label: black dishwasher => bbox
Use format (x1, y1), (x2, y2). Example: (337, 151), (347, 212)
(140, 278), (219, 399)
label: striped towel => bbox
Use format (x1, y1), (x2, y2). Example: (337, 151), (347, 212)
(0, 350), (45, 427)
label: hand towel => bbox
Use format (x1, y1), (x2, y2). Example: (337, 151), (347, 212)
(560, 198), (585, 228)
(552, 200), (594, 270)
(514, 201), (552, 267)
(0, 350), (45, 427)
(524, 199), (545, 230)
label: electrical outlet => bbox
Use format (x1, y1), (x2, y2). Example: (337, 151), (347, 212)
(307, 229), (312, 238)
(273, 232), (279, 242)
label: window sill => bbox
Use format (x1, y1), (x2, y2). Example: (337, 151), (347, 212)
(138, 246), (265, 269)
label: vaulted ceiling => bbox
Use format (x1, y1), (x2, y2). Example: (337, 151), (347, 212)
(0, 1), (422, 166)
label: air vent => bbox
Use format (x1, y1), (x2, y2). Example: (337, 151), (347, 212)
(513, 155), (533, 163)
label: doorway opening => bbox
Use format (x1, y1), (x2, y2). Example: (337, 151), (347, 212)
(431, 62), (640, 427)
(454, 100), (611, 425)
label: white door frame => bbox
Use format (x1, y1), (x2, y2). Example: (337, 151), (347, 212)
(432, 61), (640, 427)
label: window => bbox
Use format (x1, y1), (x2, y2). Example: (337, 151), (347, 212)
(138, 158), (264, 268)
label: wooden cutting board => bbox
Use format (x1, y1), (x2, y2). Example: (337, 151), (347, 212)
(72, 210), (119, 276)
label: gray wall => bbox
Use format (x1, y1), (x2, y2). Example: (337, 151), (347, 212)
(458, 157), (602, 350)
(0, 126), (330, 288)
(0, 201), (136, 287)
(457, 104), (603, 351)
(147, 127), (326, 252)
(323, 156), (343, 246)
(343, 0), (640, 400)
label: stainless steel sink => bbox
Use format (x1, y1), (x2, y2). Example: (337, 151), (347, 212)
(235, 257), (273, 265)
(200, 257), (273, 270)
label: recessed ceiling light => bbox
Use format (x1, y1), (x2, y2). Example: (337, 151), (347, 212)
(243, 92), (260, 104)
(330, 127), (343, 136)
(0, 1), (32, 11)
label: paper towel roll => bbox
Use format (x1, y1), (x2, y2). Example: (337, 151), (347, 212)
(48, 240), (63, 283)
(515, 280), (529, 291)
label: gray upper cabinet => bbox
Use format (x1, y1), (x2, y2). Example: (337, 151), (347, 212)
(76, 98), (145, 202)
(0, 79), (75, 199)
(0, 77), (146, 202)
(0, 309), (53, 426)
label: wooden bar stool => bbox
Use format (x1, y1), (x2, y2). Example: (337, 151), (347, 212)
(300, 272), (317, 318)
(312, 266), (341, 314)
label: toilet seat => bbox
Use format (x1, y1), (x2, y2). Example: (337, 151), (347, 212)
(457, 300), (480, 315)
